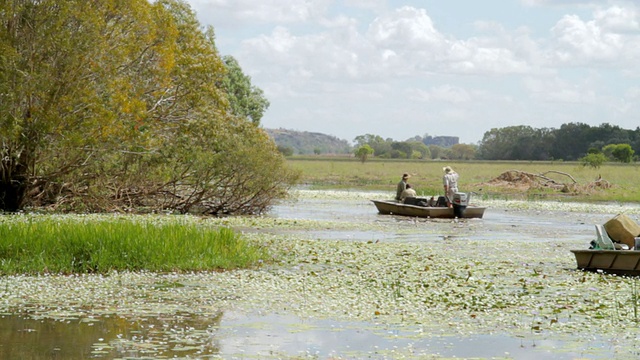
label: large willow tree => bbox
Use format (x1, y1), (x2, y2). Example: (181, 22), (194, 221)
(0, 0), (298, 214)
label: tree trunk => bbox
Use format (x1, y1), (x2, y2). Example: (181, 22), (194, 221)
(0, 174), (27, 212)
(0, 148), (30, 212)
(0, 178), (26, 211)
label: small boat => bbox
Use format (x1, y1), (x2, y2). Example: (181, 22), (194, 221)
(571, 249), (640, 276)
(371, 198), (487, 219)
(571, 225), (640, 276)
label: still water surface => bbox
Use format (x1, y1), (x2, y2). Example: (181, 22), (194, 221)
(0, 311), (614, 359)
(1, 193), (629, 359)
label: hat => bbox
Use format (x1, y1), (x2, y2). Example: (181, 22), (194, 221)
(443, 166), (452, 173)
(402, 173), (410, 179)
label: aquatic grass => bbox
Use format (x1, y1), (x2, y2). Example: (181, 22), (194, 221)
(0, 216), (267, 275)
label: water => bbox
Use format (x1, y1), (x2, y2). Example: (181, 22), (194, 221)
(0, 312), (614, 359)
(267, 195), (599, 243)
(0, 195), (628, 359)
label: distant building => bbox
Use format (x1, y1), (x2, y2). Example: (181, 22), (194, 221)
(423, 136), (459, 148)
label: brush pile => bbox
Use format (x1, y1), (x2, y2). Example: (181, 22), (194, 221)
(484, 170), (611, 194)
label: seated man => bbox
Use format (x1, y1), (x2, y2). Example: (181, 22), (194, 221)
(396, 173), (410, 201)
(400, 184), (417, 203)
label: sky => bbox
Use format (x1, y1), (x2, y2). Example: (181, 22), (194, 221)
(184, 0), (640, 145)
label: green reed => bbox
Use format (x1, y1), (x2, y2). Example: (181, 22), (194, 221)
(0, 216), (268, 275)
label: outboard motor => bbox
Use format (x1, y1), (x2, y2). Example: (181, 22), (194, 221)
(452, 192), (469, 218)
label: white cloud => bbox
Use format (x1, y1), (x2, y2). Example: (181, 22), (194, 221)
(191, 0), (332, 23)
(549, 14), (624, 63)
(594, 5), (640, 32)
(546, 4), (640, 65)
(368, 7), (443, 47)
(411, 85), (473, 104)
(239, 5), (532, 84)
(520, 0), (596, 6)
(525, 77), (595, 103)
(185, 0), (640, 143)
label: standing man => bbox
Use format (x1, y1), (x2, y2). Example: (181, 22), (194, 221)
(442, 166), (459, 208)
(396, 173), (410, 201)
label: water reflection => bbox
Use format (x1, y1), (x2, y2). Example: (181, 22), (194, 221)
(0, 313), (222, 359)
(1, 312), (614, 359)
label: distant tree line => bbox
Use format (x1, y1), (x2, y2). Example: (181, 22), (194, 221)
(352, 123), (639, 163)
(353, 134), (476, 160)
(477, 123), (639, 161)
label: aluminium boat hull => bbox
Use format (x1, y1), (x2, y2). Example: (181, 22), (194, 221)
(371, 199), (486, 219)
(571, 249), (640, 276)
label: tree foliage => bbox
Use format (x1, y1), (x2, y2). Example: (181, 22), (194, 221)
(478, 123), (639, 162)
(354, 134), (391, 157)
(580, 153), (607, 169)
(0, 0), (298, 213)
(477, 126), (553, 160)
(390, 141), (412, 159)
(428, 145), (444, 160)
(350, 123), (639, 163)
(408, 141), (430, 159)
(353, 134), (453, 160)
(277, 145), (294, 156)
(603, 143), (634, 163)
(220, 55), (270, 124)
(354, 145), (374, 163)
(450, 144), (476, 160)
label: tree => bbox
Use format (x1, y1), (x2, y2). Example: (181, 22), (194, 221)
(277, 145), (294, 156)
(158, 114), (299, 215)
(603, 144), (634, 163)
(550, 123), (592, 161)
(613, 143), (634, 163)
(354, 145), (374, 163)
(450, 144), (476, 160)
(354, 134), (391, 156)
(220, 55), (270, 124)
(428, 145), (444, 159)
(477, 126), (552, 160)
(580, 153), (607, 169)
(0, 0), (298, 213)
(1, 0), (169, 210)
(408, 141), (430, 159)
(389, 149), (406, 158)
(391, 141), (412, 159)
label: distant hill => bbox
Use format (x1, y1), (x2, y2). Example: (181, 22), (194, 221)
(265, 128), (352, 155)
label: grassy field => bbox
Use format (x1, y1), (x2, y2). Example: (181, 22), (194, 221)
(287, 156), (640, 202)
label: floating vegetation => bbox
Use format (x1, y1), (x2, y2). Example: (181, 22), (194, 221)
(2, 191), (640, 358)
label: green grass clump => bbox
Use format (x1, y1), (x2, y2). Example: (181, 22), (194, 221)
(0, 216), (268, 275)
